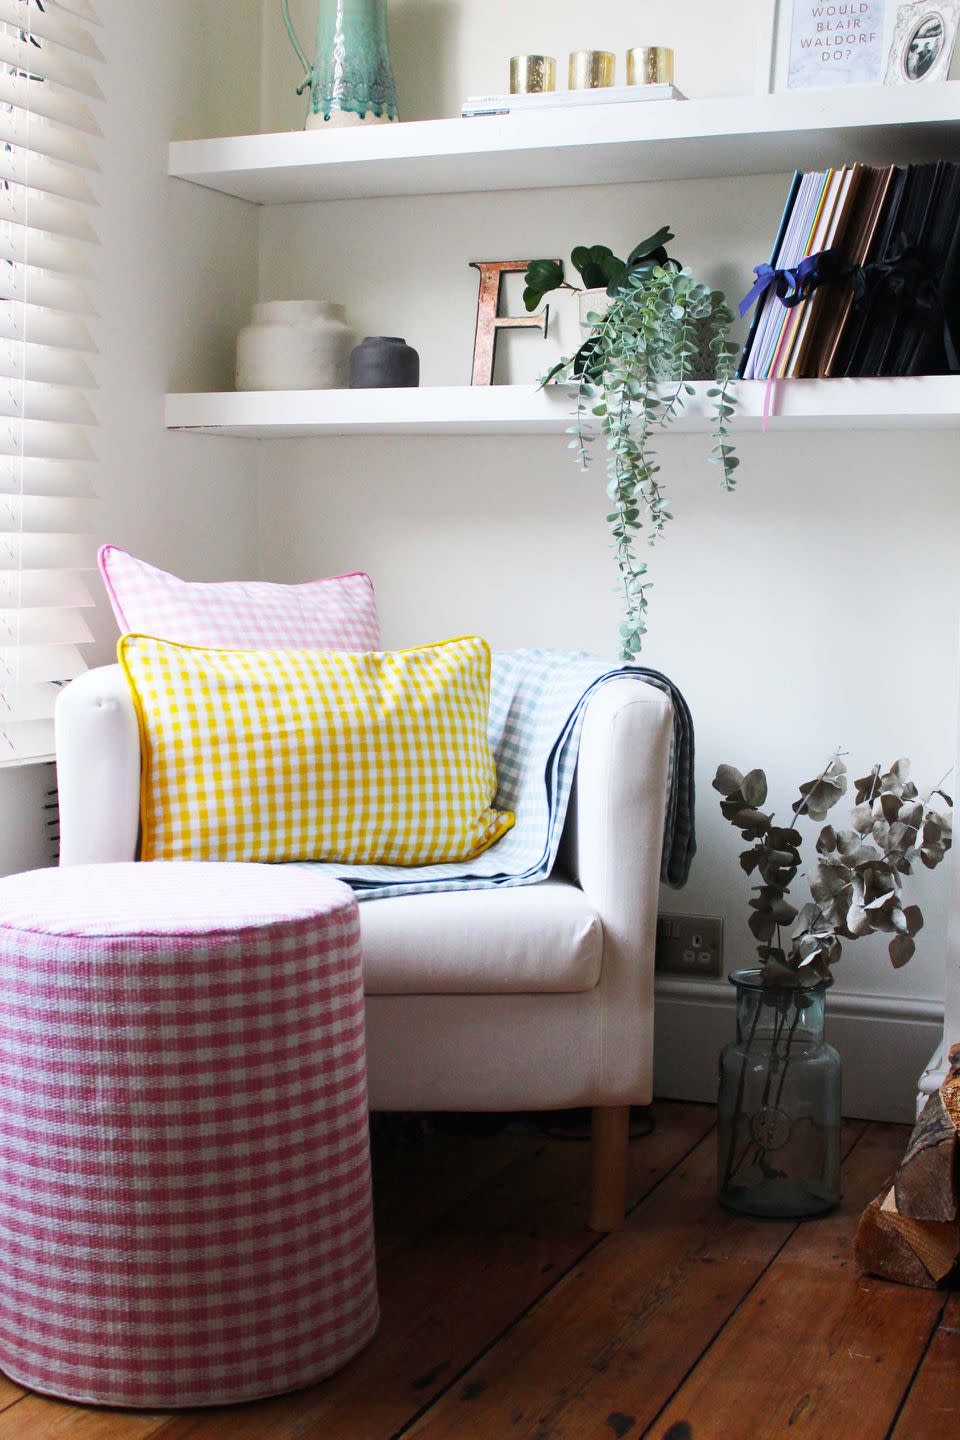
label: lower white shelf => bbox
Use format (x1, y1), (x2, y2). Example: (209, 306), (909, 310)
(165, 378), (960, 438)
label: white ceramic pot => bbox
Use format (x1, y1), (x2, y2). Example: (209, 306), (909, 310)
(236, 301), (354, 391)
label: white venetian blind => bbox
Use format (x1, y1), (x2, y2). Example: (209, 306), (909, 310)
(0, 0), (100, 765)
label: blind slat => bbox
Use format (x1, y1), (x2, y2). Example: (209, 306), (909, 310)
(0, 228), (94, 279)
(0, 1), (104, 61)
(0, 147), (97, 204)
(55, 0), (101, 27)
(0, 458), (95, 497)
(0, 494), (92, 532)
(0, 68), (100, 135)
(0, 184), (98, 242)
(0, 342), (96, 390)
(0, 606), (93, 645)
(0, 419), (96, 460)
(0, 380), (96, 424)
(0, 641), (87, 681)
(0, 679), (60, 723)
(0, 719), (56, 763)
(0, 533), (94, 570)
(0, 266), (95, 315)
(0, 107), (98, 170)
(0, 304), (95, 351)
(0, 569), (93, 604)
(0, 30), (102, 99)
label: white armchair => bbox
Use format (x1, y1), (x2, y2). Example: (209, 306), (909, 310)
(55, 663), (674, 1229)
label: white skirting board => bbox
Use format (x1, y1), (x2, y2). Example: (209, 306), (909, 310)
(653, 976), (944, 1125)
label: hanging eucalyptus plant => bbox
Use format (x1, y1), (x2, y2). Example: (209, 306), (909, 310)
(526, 229), (740, 660)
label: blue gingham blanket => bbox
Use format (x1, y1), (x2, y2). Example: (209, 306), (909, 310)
(299, 649), (695, 901)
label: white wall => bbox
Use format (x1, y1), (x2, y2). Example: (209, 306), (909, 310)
(0, 0), (262, 877)
(262, 0), (759, 132)
(255, 0), (960, 1072)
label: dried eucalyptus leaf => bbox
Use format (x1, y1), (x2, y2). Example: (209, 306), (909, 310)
(713, 764), (744, 796)
(878, 793), (901, 823)
(733, 808), (771, 834)
(854, 766), (882, 805)
(769, 826), (803, 848)
(741, 769), (768, 808)
(817, 826), (837, 856)
(739, 849), (761, 875)
(845, 903), (872, 938)
(903, 904), (924, 937)
(889, 934), (915, 969)
(850, 802), (873, 835)
(748, 911), (777, 942)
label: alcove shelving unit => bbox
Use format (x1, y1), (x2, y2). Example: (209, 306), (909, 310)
(167, 82), (960, 436)
(167, 79), (960, 1113)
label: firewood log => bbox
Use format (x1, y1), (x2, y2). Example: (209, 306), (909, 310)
(894, 1092), (958, 1222)
(880, 1188), (959, 1282)
(940, 1042), (960, 1135)
(854, 1186), (946, 1289)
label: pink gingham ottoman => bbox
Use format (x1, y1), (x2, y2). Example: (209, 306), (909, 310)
(0, 862), (378, 1409)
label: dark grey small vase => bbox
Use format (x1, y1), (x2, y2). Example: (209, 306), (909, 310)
(349, 335), (420, 388)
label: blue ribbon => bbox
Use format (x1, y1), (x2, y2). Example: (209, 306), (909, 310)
(739, 250), (839, 318)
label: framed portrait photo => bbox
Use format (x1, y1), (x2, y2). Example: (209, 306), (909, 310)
(884, 2), (960, 83)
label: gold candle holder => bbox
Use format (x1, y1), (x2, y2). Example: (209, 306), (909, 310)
(509, 55), (557, 94)
(568, 50), (615, 90)
(626, 46), (675, 86)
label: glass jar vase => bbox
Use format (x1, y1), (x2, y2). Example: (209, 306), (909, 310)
(717, 969), (841, 1218)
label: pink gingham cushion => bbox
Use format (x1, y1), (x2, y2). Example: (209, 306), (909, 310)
(99, 545), (381, 650)
(0, 862), (378, 1408)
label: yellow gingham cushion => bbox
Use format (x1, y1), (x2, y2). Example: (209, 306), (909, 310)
(118, 634), (515, 866)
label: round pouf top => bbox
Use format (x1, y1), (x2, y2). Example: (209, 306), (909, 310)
(0, 863), (378, 1408)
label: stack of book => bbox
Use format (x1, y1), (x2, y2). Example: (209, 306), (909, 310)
(739, 163), (960, 381)
(461, 84), (683, 118)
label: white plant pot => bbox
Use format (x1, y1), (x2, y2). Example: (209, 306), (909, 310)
(236, 301), (354, 391)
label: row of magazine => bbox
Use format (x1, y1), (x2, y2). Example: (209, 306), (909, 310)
(739, 162), (960, 382)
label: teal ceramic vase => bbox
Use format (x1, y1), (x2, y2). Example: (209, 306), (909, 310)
(281, 0), (399, 129)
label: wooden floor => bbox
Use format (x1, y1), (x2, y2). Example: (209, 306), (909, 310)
(0, 1103), (957, 1440)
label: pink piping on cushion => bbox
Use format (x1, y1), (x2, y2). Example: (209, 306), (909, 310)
(97, 544), (129, 633)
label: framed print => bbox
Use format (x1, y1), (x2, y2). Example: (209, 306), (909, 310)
(759, 1), (891, 92)
(884, 2), (960, 82)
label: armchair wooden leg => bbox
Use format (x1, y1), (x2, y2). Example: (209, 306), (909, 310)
(589, 1105), (630, 1232)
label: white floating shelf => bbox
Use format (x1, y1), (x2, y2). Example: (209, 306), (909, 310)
(165, 378), (960, 438)
(168, 84), (960, 204)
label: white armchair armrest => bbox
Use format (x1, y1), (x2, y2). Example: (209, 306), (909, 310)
(571, 678), (674, 1097)
(56, 665), (141, 867)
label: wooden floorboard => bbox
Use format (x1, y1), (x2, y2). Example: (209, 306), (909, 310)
(889, 1291), (960, 1440)
(648, 1123), (942, 1440)
(400, 1121), (866, 1440)
(0, 1106), (951, 1440)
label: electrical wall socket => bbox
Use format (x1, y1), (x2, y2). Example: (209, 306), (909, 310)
(656, 915), (724, 978)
